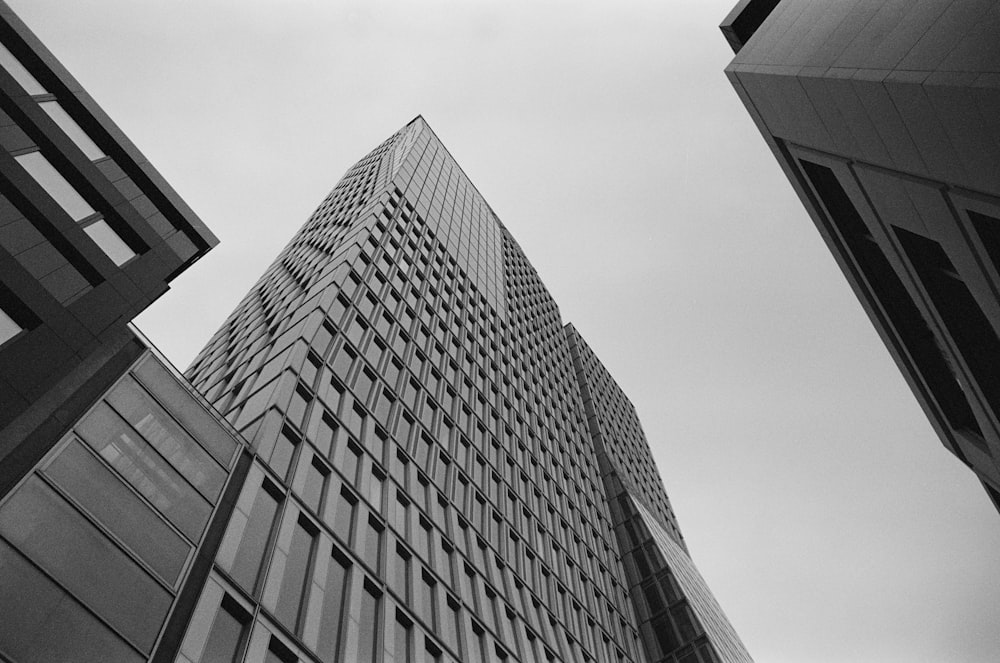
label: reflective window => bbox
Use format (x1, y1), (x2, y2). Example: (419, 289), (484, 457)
(83, 219), (135, 265)
(275, 518), (316, 632)
(391, 544), (410, 602)
(76, 401), (211, 540)
(315, 551), (350, 663)
(0, 41), (46, 94)
(314, 411), (337, 458)
(332, 488), (356, 544)
(363, 517), (382, 571)
(39, 100), (105, 160)
(199, 595), (250, 663)
(230, 480), (281, 594)
(0, 540), (143, 663)
(394, 613), (412, 663)
(342, 442), (361, 484)
(0, 477), (171, 652)
(107, 377), (225, 500)
(268, 426), (300, 480)
(15, 150), (94, 220)
(302, 457), (328, 515)
(0, 304), (21, 346)
(420, 571), (437, 629)
(357, 584), (381, 663)
(44, 439), (190, 584)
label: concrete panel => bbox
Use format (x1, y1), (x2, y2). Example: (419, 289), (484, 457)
(938, 3), (1000, 73)
(853, 165), (929, 236)
(852, 71), (928, 174)
(899, 0), (995, 72)
(824, 71), (894, 165)
(834, 0), (910, 70)
(923, 72), (1000, 194)
(801, 0), (882, 68)
(883, 71), (970, 187)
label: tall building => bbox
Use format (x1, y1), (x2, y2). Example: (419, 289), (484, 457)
(179, 116), (751, 663)
(0, 4), (253, 663)
(722, 0), (1000, 512)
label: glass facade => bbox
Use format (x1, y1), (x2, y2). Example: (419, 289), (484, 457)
(0, 349), (245, 663)
(177, 117), (747, 663)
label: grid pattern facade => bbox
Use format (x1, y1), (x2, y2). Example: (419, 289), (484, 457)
(0, 347), (246, 663)
(568, 326), (751, 663)
(722, 0), (1000, 512)
(177, 117), (745, 663)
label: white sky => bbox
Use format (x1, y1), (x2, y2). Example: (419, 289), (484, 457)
(12, 1), (1000, 661)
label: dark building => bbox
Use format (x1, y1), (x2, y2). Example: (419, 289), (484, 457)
(0, 3), (254, 662)
(0, 0), (218, 492)
(722, 0), (1000, 512)
(178, 116), (751, 663)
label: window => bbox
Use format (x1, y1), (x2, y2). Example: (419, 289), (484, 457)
(0, 540), (142, 663)
(44, 439), (190, 585)
(315, 550), (350, 663)
(302, 457), (329, 515)
(332, 488), (357, 544)
(230, 480), (282, 594)
(107, 378), (226, 500)
(357, 584), (381, 663)
(16, 150), (94, 220)
(895, 226), (1000, 415)
(342, 442), (361, 485)
(394, 613), (412, 663)
(420, 571), (437, 629)
(314, 411), (338, 458)
(391, 544), (410, 602)
(443, 596), (461, 652)
(39, 100), (105, 160)
(264, 637), (297, 663)
(274, 517), (317, 632)
(425, 638), (442, 663)
(801, 160), (986, 439)
(76, 401), (211, 540)
(199, 595), (250, 663)
(363, 516), (383, 571)
(267, 426), (300, 480)
(0, 41), (45, 94)
(0, 476), (171, 652)
(368, 469), (384, 508)
(0, 303), (22, 346)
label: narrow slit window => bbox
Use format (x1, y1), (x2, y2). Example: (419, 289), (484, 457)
(15, 150), (94, 220)
(39, 101), (105, 160)
(0, 304), (22, 346)
(0, 41), (46, 95)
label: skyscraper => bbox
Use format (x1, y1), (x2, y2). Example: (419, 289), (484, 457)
(179, 117), (750, 663)
(722, 0), (1000, 513)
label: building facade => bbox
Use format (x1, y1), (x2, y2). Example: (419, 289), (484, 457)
(0, 4), (254, 662)
(0, 2), (749, 660)
(0, 0), (218, 495)
(178, 117), (750, 663)
(722, 0), (1000, 512)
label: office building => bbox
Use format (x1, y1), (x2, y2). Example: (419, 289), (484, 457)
(179, 116), (751, 663)
(0, 4), (253, 662)
(0, 2), (750, 660)
(722, 0), (1000, 512)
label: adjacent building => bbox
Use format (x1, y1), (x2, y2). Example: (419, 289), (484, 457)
(0, 3), (253, 662)
(722, 0), (1000, 512)
(178, 116), (750, 663)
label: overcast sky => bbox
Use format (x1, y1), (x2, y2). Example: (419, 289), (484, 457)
(12, 1), (1000, 661)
